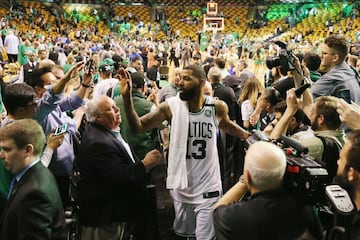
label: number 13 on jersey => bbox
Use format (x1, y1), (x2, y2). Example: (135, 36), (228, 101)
(186, 139), (207, 160)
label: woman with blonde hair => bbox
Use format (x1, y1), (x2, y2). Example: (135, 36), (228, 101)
(239, 78), (264, 129)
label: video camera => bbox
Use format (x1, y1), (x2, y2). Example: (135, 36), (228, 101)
(246, 130), (357, 239)
(246, 130), (329, 205)
(266, 41), (295, 72)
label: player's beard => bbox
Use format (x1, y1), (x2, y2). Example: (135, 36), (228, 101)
(179, 87), (197, 101)
(335, 171), (355, 199)
(311, 119), (319, 131)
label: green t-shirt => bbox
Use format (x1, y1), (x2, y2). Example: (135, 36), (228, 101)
(17, 44), (32, 65)
(62, 64), (74, 74)
(159, 80), (169, 88)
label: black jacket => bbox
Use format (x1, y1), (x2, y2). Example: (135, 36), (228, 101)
(23, 61), (39, 84)
(213, 187), (309, 240)
(212, 83), (238, 120)
(0, 162), (67, 240)
(76, 123), (148, 226)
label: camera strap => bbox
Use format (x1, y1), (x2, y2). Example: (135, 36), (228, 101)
(316, 135), (342, 180)
(350, 65), (360, 86)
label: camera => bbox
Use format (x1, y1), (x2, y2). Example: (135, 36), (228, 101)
(245, 130), (329, 205)
(284, 151), (329, 205)
(246, 130), (356, 239)
(266, 41), (295, 72)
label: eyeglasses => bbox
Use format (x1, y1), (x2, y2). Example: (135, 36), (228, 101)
(321, 51), (337, 56)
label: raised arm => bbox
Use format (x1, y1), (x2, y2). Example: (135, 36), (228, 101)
(76, 70), (93, 100)
(291, 55), (313, 119)
(270, 88), (299, 139)
(118, 68), (171, 133)
(249, 94), (267, 126)
(53, 61), (84, 94)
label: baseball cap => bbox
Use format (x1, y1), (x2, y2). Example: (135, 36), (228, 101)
(98, 58), (115, 72)
(131, 72), (145, 88)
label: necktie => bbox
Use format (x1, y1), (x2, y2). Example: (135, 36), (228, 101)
(112, 130), (120, 138)
(7, 178), (18, 199)
(112, 130), (135, 163)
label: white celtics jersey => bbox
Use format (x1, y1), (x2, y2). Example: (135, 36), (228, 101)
(171, 96), (222, 204)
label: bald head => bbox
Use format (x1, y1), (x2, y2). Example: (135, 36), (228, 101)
(207, 67), (222, 83)
(244, 141), (287, 192)
(39, 59), (55, 69)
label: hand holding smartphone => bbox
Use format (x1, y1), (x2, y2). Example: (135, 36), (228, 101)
(54, 123), (68, 136)
(84, 59), (94, 75)
(295, 83), (311, 97)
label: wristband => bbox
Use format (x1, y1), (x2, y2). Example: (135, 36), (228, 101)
(81, 83), (91, 88)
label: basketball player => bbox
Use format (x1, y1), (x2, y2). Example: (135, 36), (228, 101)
(118, 64), (249, 239)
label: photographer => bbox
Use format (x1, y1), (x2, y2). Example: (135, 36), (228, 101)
(336, 129), (360, 240)
(270, 89), (346, 180)
(295, 36), (360, 104)
(249, 87), (282, 130)
(272, 43), (314, 116)
(264, 100), (313, 138)
(213, 141), (311, 240)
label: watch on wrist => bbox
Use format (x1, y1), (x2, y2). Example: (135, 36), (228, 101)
(239, 175), (246, 184)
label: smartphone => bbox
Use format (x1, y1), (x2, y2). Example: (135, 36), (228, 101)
(338, 88), (351, 104)
(54, 123), (68, 136)
(295, 83), (311, 97)
(84, 59), (93, 75)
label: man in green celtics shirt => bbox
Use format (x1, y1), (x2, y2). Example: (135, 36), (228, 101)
(116, 71), (159, 160)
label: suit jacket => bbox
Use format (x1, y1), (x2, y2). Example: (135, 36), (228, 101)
(147, 65), (159, 81)
(212, 83), (238, 120)
(23, 61), (39, 84)
(76, 123), (148, 227)
(0, 162), (67, 240)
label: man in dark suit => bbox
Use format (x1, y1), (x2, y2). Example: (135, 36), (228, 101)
(77, 95), (161, 240)
(0, 119), (67, 240)
(146, 55), (163, 88)
(18, 50), (39, 84)
(208, 66), (242, 193)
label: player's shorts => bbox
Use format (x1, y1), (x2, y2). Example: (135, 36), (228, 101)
(172, 197), (219, 240)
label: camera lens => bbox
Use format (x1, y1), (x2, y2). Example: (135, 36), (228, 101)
(265, 56), (281, 69)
